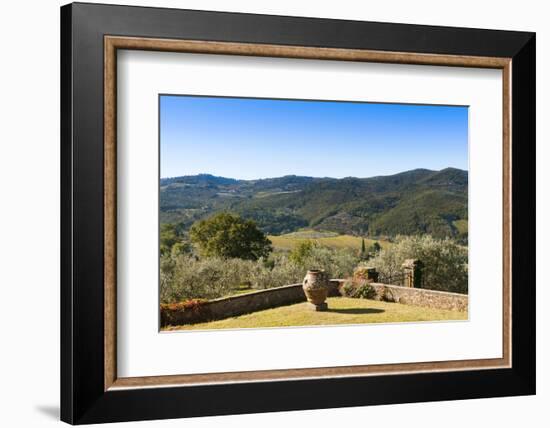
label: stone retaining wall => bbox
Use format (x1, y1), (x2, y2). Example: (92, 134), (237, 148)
(367, 283), (468, 312)
(160, 279), (467, 326)
(161, 281), (343, 327)
(161, 283), (300, 326)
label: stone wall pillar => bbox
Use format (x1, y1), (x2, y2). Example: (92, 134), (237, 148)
(402, 259), (423, 288)
(353, 266), (379, 283)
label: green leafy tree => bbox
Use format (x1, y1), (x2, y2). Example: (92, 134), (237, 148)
(160, 223), (179, 255)
(189, 212), (272, 260)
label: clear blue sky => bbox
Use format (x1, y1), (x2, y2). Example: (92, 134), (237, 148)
(160, 95), (468, 180)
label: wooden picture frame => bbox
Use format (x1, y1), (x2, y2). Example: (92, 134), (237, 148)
(61, 2), (535, 424)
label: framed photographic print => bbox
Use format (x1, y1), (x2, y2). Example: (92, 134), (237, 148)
(60, 2), (536, 424)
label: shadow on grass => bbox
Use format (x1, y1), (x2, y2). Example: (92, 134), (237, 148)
(327, 308), (385, 315)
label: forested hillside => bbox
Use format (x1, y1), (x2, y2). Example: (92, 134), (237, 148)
(160, 168), (468, 241)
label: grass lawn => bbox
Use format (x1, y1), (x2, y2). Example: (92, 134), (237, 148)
(268, 230), (390, 251)
(163, 297), (467, 331)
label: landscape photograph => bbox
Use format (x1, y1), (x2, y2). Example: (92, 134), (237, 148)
(159, 95), (469, 331)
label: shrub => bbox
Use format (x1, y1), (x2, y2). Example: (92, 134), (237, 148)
(355, 283), (377, 299)
(160, 299), (211, 326)
(341, 279), (355, 297)
(341, 279), (376, 299)
(161, 298), (208, 312)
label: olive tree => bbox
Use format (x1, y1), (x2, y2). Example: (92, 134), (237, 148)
(368, 235), (468, 294)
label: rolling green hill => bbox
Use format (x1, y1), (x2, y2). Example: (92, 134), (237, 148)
(160, 168), (468, 241)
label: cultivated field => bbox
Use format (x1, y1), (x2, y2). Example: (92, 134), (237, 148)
(268, 229), (390, 251)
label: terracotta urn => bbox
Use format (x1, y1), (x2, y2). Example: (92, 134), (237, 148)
(302, 269), (329, 311)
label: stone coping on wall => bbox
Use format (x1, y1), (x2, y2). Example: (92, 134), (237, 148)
(160, 279), (467, 327)
(368, 283), (468, 312)
(208, 282), (303, 303)
(161, 283), (306, 327)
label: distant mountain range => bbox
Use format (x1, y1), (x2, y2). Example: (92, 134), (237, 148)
(160, 168), (468, 241)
